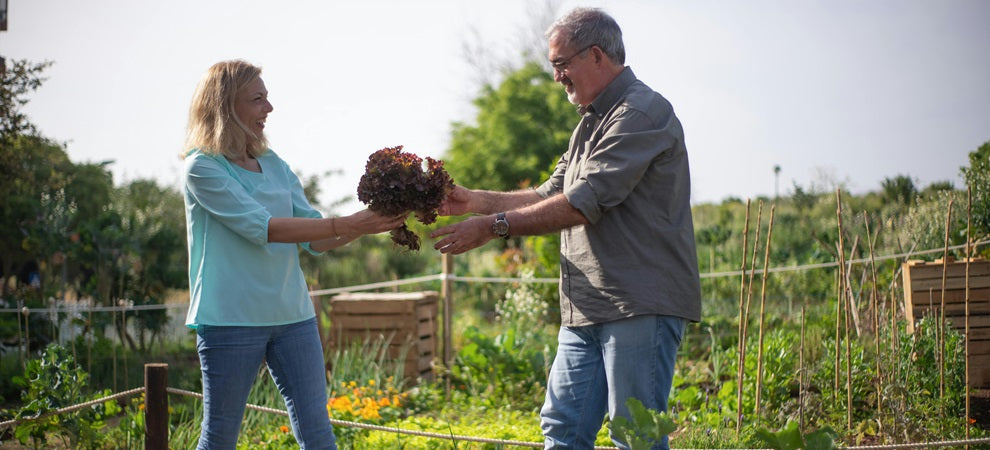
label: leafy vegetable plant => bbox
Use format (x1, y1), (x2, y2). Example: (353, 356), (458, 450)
(357, 145), (454, 250)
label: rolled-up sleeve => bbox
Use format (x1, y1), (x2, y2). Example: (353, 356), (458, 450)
(185, 156), (272, 246)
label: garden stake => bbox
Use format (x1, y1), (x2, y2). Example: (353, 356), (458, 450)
(864, 212), (883, 427)
(742, 202), (764, 412)
(835, 189), (852, 430)
(938, 199), (953, 414)
(799, 305), (806, 433)
(17, 299), (24, 370)
(112, 309), (118, 393)
(833, 262), (841, 403)
(735, 199), (752, 436)
(845, 235), (863, 337)
(754, 203), (775, 421)
(965, 187), (972, 445)
(889, 282), (899, 439)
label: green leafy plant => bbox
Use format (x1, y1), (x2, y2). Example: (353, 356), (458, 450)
(608, 397), (677, 450)
(11, 344), (121, 448)
(357, 145), (454, 250)
(754, 421), (838, 450)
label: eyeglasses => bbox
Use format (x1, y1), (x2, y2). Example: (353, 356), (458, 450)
(549, 44), (595, 73)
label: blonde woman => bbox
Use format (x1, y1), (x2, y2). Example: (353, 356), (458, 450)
(181, 60), (405, 449)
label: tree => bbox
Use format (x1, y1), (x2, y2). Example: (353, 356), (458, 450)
(0, 135), (74, 300)
(880, 174), (917, 205)
(444, 61), (574, 192)
(0, 59), (53, 148)
(961, 140), (990, 242)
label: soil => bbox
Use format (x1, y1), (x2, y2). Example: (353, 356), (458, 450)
(972, 389), (990, 430)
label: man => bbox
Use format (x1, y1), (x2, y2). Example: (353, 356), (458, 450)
(430, 7), (701, 449)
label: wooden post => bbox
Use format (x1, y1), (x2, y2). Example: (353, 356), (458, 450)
(441, 253), (454, 396)
(145, 363), (169, 450)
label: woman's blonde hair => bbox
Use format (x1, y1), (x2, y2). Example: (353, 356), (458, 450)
(182, 60), (268, 159)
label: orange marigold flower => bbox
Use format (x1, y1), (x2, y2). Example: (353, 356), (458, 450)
(280, 425), (289, 433)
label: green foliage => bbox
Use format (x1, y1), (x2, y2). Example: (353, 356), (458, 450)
(880, 174), (917, 206)
(444, 61), (573, 192)
(0, 58), (54, 145)
(754, 421), (838, 450)
(9, 344), (122, 449)
(608, 397), (677, 450)
(447, 272), (555, 410)
(358, 410), (546, 449)
(961, 140), (990, 243)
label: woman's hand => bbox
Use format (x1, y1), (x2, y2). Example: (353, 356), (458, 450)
(347, 209), (408, 235)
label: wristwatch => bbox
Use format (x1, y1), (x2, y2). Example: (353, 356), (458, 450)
(491, 212), (510, 238)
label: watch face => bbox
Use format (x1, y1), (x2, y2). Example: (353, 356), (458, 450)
(493, 220), (509, 236)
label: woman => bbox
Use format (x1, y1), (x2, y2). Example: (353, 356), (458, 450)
(181, 59), (405, 449)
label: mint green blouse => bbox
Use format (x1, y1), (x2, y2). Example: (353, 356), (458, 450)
(182, 149), (323, 328)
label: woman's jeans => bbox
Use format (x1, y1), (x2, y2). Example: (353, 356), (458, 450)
(540, 315), (686, 450)
(195, 317), (336, 450)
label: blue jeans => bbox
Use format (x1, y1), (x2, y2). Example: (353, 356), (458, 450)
(540, 315), (685, 450)
(196, 317), (336, 450)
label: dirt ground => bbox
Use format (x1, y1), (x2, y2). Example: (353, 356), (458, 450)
(973, 389), (990, 429)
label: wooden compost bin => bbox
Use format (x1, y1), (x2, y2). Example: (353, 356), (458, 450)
(328, 291), (437, 383)
(902, 258), (990, 388)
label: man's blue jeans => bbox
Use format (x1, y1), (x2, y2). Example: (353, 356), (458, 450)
(540, 315), (686, 450)
(195, 317), (337, 450)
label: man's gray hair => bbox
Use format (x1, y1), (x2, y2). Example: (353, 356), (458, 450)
(546, 7), (625, 65)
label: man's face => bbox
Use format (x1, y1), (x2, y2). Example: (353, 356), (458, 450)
(548, 34), (599, 107)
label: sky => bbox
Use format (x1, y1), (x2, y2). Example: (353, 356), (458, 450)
(2, 0), (988, 215)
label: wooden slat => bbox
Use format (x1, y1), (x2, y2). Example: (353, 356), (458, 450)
(945, 315), (990, 329)
(970, 354), (990, 388)
(906, 274), (990, 292)
(906, 287), (990, 306)
(969, 340), (990, 355)
(910, 302), (990, 317)
(904, 259), (990, 280)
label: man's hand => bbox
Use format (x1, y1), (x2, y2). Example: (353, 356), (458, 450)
(430, 215), (494, 254)
(438, 185), (476, 216)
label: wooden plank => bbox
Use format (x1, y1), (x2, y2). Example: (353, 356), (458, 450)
(906, 287), (990, 306)
(967, 328), (990, 341)
(906, 274), (990, 292)
(971, 354), (990, 388)
(904, 260), (990, 280)
(333, 312), (424, 325)
(910, 302), (990, 317)
(332, 300), (416, 314)
(945, 315), (990, 328)
(970, 340), (990, 355)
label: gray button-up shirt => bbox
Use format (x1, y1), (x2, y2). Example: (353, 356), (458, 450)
(534, 67), (702, 326)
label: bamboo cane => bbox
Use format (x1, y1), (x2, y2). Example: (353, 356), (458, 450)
(939, 199), (953, 414)
(864, 212), (883, 428)
(735, 199), (752, 436)
(800, 305), (806, 433)
(835, 189), (852, 430)
(965, 188), (972, 446)
(740, 201), (763, 425)
(834, 262), (842, 403)
(754, 204), (776, 420)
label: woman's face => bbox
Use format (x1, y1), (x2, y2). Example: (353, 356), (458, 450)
(234, 77), (273, 138)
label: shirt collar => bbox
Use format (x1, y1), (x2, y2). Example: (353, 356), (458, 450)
(578, 66), (636, 117)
